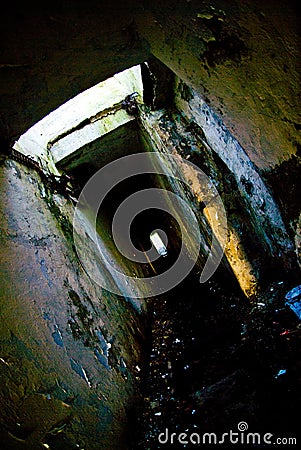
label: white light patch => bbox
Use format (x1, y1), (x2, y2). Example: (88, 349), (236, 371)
(150, 231), (168, 257)
(13, 65), (143, 161)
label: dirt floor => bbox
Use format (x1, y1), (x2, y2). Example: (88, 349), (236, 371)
(136, 268), (301, 449)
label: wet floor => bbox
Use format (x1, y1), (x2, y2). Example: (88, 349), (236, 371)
(135, 269), (301, 449)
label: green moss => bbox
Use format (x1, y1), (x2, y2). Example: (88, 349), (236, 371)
(44, 193), (73, 244)
(68, 290), (93, 327)
(178, 80), (194, 102)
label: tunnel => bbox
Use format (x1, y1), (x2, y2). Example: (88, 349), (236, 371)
(1, 1), (301, 449)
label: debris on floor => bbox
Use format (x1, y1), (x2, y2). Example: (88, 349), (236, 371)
(285, 285), (301, 320)
(136, 275), (301, 449)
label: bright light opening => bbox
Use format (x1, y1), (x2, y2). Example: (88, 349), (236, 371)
(13, 65), (143, 170)
(150, 231), (168, 258)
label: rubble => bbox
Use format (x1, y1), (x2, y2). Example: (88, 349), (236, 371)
(136, 275), (301, 448)
(285, 285), (301, 320)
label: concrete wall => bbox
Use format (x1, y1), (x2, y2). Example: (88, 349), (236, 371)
(1, 0), (300, 265)
(0, 1), (148, 145)
(136, 0), (300, 169)
(1, 1), (300, 169)
(0, 156), (147, 449)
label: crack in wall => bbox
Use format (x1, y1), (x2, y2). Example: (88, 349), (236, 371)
(47, 100), (126, 150)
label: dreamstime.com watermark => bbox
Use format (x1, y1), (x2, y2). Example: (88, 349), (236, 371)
(158, 422), (297, 446)
(73, 152), (227, 298)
